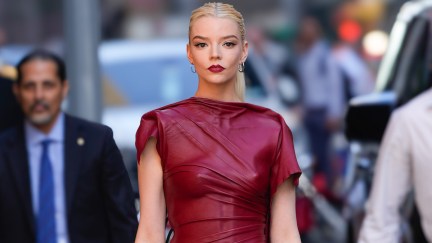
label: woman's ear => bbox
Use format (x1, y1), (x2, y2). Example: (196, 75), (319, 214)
(186, 43), (193, 64)
(241, 41), (249, 63)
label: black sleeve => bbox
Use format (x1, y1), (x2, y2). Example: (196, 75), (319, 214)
(101, 126), (138, 242)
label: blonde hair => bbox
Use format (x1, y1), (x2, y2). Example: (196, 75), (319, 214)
(189, 2), (247, 101)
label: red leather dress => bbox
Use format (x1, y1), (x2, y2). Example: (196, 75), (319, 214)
(136, 97), (301, 243)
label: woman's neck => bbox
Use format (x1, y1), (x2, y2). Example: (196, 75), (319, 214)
(195, 80), (241, 102)
(194, 91), (241, 102)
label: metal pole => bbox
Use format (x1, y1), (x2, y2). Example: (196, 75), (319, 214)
(63, 0), (102, 122)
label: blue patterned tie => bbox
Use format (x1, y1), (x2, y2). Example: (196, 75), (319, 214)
(37, 139), (57, 243)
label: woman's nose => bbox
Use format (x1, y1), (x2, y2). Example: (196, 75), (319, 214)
(210, 44), (221, 60)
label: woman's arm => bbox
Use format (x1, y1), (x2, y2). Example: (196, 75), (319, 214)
(135, 137), (166, 243)
(270, 177), (301, 243)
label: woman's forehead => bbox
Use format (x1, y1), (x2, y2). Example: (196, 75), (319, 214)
(190, 16), (240, 38)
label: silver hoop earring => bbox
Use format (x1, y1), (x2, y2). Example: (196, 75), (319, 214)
(191, 65), (196, 73)
(238, 62), (245, 72)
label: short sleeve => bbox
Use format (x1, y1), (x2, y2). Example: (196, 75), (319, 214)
(135, 110), (159, 163)
(270, 117), (302, 197)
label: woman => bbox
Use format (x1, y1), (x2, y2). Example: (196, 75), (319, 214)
(135, 3), (301, 242)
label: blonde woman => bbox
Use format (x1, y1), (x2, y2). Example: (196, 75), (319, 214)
(135, 2), (301, 242)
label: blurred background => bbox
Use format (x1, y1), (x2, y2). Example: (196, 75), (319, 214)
(0, 0), (402, 43)
(0, 0), (402, 75)
(0, 0), (425, 242)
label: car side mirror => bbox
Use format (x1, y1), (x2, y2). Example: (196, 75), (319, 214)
(345, 91), (397, 142)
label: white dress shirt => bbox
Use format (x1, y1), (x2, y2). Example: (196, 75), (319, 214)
(25, 112), (69, 243)
(358, 89), (432, 242)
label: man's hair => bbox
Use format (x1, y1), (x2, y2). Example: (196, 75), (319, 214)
(15, 49), (66, 83)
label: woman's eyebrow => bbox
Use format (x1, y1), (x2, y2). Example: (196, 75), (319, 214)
(192, 35), (239, 41)
(220, 35), (239, 40)
(192, 35), (208, 41)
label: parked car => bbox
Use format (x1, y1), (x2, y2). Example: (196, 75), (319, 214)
(344, 1), (432, 242)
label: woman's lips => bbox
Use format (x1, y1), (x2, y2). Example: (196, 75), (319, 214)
(208, 65), (225, 73)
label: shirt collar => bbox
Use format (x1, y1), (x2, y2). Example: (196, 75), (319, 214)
(25, 112), (65, 146)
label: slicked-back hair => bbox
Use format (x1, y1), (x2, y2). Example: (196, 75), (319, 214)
(189, 2), (246, 42)
(16, 49), (66, 84)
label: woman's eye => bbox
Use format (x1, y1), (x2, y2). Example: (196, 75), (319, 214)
(223, 42), (236, 47)
(194, 43), (207, 48)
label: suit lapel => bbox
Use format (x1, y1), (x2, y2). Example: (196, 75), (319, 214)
(6, 127), (36, 234)
(64, 115), (84, 214)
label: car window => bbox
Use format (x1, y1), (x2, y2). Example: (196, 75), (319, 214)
(399, 17), (432, 104)
(386, 14), (432, 105)
(101, 57), (197, 106)
(101, 57), (269, 106)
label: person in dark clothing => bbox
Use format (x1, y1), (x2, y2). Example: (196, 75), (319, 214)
(0, 76), (23, 132)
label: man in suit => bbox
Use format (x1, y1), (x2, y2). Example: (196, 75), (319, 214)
(0, 50), (138, 243)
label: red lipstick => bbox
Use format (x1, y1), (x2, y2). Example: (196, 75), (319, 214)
(208, 65), (225, 73)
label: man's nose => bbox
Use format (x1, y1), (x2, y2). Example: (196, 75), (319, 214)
(34, 84), (45, 99)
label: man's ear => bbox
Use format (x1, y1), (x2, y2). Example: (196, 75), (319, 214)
(12, 82), (20, 99)
(62, 80), (69, 98)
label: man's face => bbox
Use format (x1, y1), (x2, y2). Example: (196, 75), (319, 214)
(13, 59), (68, 133)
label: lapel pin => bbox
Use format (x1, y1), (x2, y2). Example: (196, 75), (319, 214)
(77, 137), (85, 146)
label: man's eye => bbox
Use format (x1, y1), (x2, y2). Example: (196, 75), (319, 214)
(23, 84), (34, 90)
(44, 84), (54, 89)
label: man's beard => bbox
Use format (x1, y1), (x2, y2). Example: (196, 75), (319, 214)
(28, 100), (53, 126)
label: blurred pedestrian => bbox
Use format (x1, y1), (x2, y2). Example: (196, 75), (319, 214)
(329, 16), (376, 197)
(294, 16), (345, 188)
(134, 3), (302, 242)
(248, 26), (290, 77)
(358, 88), (432, 242)
(0, 26), (23, 132)
(0, 50), (138, 243)
(331, 17), (375, 100)
(0, 75), (23, 132)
